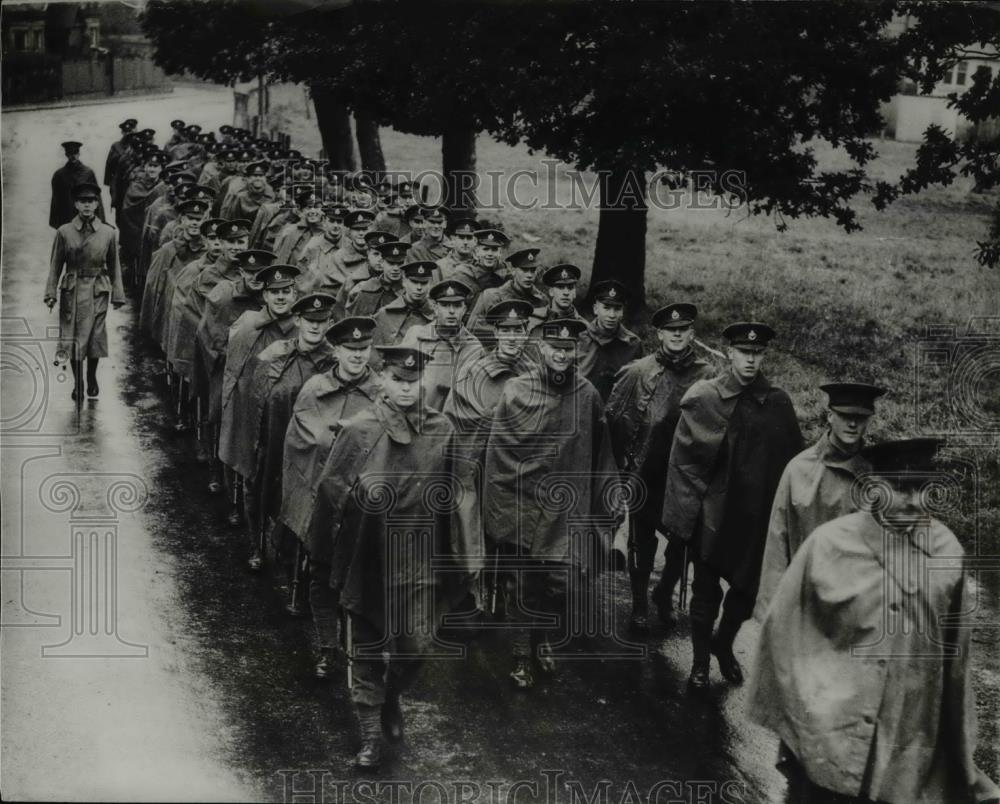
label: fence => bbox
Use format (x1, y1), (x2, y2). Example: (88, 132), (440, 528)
(2, 53), (171, 107)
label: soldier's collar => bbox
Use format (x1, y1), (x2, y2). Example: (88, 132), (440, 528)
(718, 368), (771, 403)
(586, 318), (630, 345)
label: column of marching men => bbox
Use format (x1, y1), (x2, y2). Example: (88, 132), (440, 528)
(43, 116), (997, 800)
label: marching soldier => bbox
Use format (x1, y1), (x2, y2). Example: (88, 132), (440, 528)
(317, 345), (458, 769)
(401, 204), (426, 244)
(446, 228), (509, 306)
(139, 196), (209, 347)
(118, 150), (167, 285)
(577, 280), (642, 401)
(342, 240), (411, 317)
(407, 205), (450, 263)
(401, 279), (484, 411)
(218, 263), (300, 554)
(436, 217), (479, 282)
(50, 141), (104, 229)
(371, 261), (435, 346)
(221, 159), (275, 222)
(193, 243), (269, 496)
(755, 381), (885, 616)
(244, 293), (338, 574)
(604, 303), (714, 633)
(484, 318), (620, 689)
(443, 299), (537, 613)
(45, 182), (124, 402)
(104, 118), (138, 215)
(467, 247), (548, 347)
(294, 202), (349, 288)
(274, 186), (326, 265)
(661, 322), (803, 691)
(164, 218), (229, 400)
(748, 437), (1000, 804)
(138, 169), (196, 278)
(531, 264), (587, 334)
(281, 316), (380, 678)
(316, 208), (374, 293)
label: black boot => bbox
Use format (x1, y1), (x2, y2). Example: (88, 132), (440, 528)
(688, 620), (713, 693)
(86, 358), (99, 397)
(628, 570), (651, 635)
(381, 690), (404, 744)
(355, 705), (383, 770)
(314, 649), (332, 681)
(711, 608), (745, 685)
(69, 360), (81, 401)
(653, 543), (685, 626)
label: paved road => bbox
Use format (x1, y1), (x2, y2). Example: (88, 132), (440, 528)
(4, 88), (994, 804)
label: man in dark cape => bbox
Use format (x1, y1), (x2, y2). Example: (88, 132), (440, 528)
(139, 197), (207, 348)
(164, 218), (228, 385)
(576, 280), (643, 402)
(484, 318), (621, 690)
(274, 187), (325, 265)
(103, 118), (137, 212)
(443, 299), (536, 609)
(50, 141), (104, 229)
(220, 159), (276, 222)
(242, 293), (337, 573)
(280, 316), (380, 678)
(661, 322), (802, 691)
(371, 261), (435, 346)
(401, 279), (484, 412)
(218, 264), (299, 536)
(467, 246), (548, 348)
(604, 303), (715, 633)
(316, 346), (459, 770)
(119, 151), (167, 285)
(295, 204), (351, 295)
(342, 240), (409, 317)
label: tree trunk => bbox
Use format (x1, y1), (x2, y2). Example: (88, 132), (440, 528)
(591, 165), (648, 312)
(441, 124), (478, 214)
(310, 86), (356, 172)
(354, 108), (386, 179)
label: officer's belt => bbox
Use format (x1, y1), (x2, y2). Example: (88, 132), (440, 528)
(65, 267), (106, 278)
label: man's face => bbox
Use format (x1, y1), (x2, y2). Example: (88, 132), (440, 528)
(381, 371), (418, 409)
(409, 219), (426, 238)
(496, 325), (528, 358)
(402, 276), (430, 303)
(325, 217), (344, 239)
(593, 300), (624, 331)
(657, 324), (694, 354)
(248, 173), (267, 192)
(539, 340), (575, 373)
(263, 285), (296, 315)
(350, 225), (370, 249)
(336, 344), (372, 379)
(827, 409), (872, 448)
(425, 218), (445, 240)
(75, 198), (99, 219)
(729, 346), (765, 383)
(225, 236), (249, 260)
(352, 190), (376, 209)
(66, 151), (80, 164)
(382, 261), (403, 283)
(183, 213), (205, 238)
(297, 315), (328, 347)
(366, 250), (384, 273)
(549, 283), (576, 311)
(433, 299), (465, 329)
(243, 269), (264, 292)
(511, 265), (537, 291)
(303, 204), (323, 225)
(477, 243), (501, 268)
(880, 479), (928, 529)
(451, 232), (476, 257)
(204, 235), (224, 259)
(145, 163), (162, 181)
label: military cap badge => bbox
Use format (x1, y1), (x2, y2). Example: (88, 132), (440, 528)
(748, 329), (757, 341)
(608, 287), (617, 298)
(560, 269), (569, 280)
(248, 254), (256, 264)
(352, 328), (362, 340)
(404, 355), (415, 367)
(312, 298), (322, 309)
(671, 309), (680, 320)
(274, 270), (284, 281)
(559, 326), (570, 338)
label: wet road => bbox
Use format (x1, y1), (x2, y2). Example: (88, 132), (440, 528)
(5, 88), (992, 804)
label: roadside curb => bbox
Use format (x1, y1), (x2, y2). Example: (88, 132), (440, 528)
(2, 86), (227, 114)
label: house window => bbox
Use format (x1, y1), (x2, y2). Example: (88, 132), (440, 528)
(956, 61), (968, 86)
(33, 29), (44, 51)
(13, 29), (27, 51)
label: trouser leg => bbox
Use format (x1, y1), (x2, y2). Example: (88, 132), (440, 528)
(716, 583), (753, 649)
(656, 537), (687, 600)
(309, 559), (340, 652)
(689, 560), (724, 668)
(629, 520), (658, 619)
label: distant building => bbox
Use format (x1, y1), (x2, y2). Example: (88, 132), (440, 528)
(882, 14), (999, 142)
(2, 2), (170, 107)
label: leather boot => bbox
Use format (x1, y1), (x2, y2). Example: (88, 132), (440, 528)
(314, 649), (331, 681)
(510, 657), (534, 689)
(712, 608), (745, 685)
(355, 705), (383, 770)
(688, 618), (713, 693)
(628, 570), (651, 635)
(381, 690), (404, 743)
(86, 358), (99, 397)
